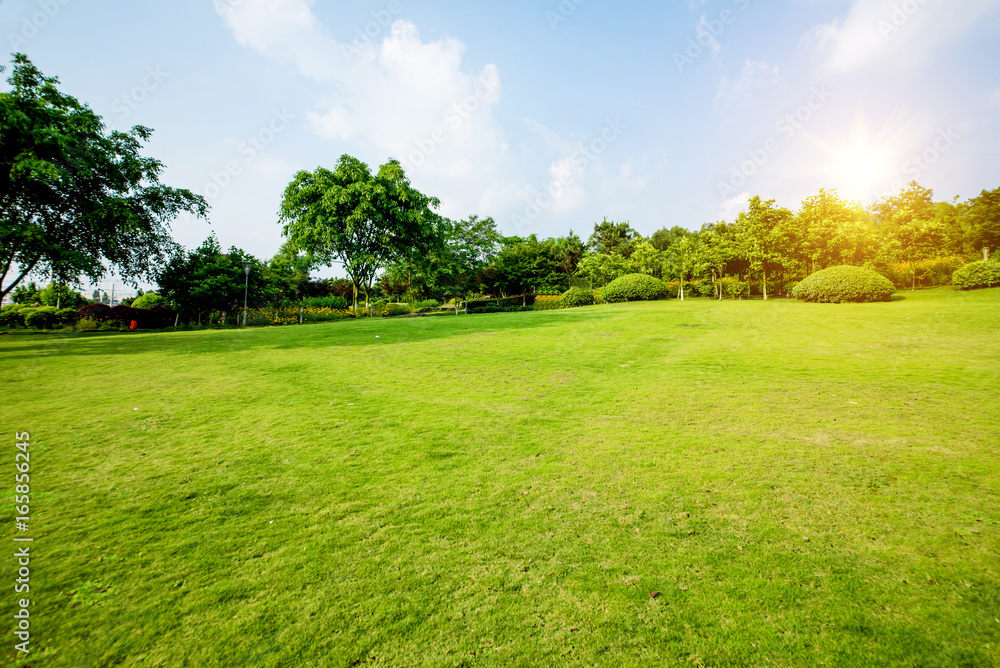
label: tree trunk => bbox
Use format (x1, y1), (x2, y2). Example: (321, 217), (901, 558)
(912, 262), (916, 291)
(763, 266), (768, 301)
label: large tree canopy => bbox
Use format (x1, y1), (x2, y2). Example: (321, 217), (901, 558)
(0, 54), (208, 302)
(278, 154), (441, 308)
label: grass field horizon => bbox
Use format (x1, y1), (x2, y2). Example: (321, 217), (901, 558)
(3, 287), (999, 666)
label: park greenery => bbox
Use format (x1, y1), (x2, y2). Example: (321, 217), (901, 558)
(0, 54), (207, 305)
(3, 54), (1000, 330)
(2, 51), (1000, 667)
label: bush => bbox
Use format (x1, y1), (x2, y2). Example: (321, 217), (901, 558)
(411, 299), (440, 310)
(559, 287), (594, 308)
(695, 281), (717, 298)
(467, 295), (534, 312)
(78, 303), (112, 321)
(601, 274), (671, 303)
(792, 265), (896, 303)
(722, 279), (749, 299)
(0, 304), (28, 327)
(132, 292), (171, 309)
(24, 306), (59, 328)
(468, 304), (533, 314)
(56, 308), (79, 325)
(593, 288), (605, 305)
(76, 317), (100, 331)
(952, 260), (1000, 290)
(533, 295), (563, 311)
(783, 281), (799, 297)
(301, 295), (350, 310)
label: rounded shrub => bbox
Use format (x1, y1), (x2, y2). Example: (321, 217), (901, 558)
(559, 287), (594, 308)
(601, 273), (671, 303)
(952, 260), (1000, 290)
(791, 265), (895, 303)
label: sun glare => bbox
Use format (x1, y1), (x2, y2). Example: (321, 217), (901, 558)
(834, 146), (893, 202)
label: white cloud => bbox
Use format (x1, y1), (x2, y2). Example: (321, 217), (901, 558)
(216, 0), (509, 221)
(806, 0), (1000, 75)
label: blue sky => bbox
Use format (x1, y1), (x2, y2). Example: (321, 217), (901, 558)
(4, 0), (1000, 289)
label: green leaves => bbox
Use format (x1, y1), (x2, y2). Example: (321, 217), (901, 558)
(0, 54), (207, 299)
(278, 155), (440, 307)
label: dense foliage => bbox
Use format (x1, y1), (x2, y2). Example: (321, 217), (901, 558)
(278, 155), (440, 308)
(952, 260), (1000, 290)
(0, 54), (207, 303)
(601, 273), (671, 303)
(559, 287), (595, 308)
(131, 292), (171, 309)
(791, 266), (896, 303)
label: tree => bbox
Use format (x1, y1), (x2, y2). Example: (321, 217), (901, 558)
(576, 252), (634, 287)
(156, 235), (265, 324)
(629, 241), (665, 278)
(587, 218), (640, 257)
(38, 283), (85, 309)
(278, 155), (440, 309)
(481, 235), (563, 296)
(965, 187), (1000, 260)
(650, 226), (694, 252)
(797, 189), (873, 271)
(0, 54), (208, 303)
(871, 182), (943, 290)
(699, 223), (738, 300)
(554, 230), (586, 284)
(734, 196), (793, 300)
(378, 214), (501, 302)
(664, 235), (703, 300)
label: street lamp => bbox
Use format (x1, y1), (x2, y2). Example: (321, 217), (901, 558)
(242, 261), (251, 327)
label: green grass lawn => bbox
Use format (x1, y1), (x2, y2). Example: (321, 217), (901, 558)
(2, 288), (999, 667)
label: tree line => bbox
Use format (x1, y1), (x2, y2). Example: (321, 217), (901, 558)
(2, 53), (998, 323)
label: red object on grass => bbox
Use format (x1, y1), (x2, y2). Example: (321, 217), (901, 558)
(129, 320), (138, 330)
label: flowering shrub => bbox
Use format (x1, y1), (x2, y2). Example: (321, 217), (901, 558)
(792, 265), (895, 303)
(533, 294), (563, 311)
(879, 256), (968, 288)
(245, 306), (356, 326)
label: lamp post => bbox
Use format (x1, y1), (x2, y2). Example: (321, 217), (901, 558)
(242, 261), (251, 327)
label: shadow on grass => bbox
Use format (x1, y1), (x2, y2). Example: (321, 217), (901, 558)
(0, 307), (619, 361)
